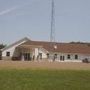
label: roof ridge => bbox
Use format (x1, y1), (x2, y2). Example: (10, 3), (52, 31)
(2, 37), (30, 51)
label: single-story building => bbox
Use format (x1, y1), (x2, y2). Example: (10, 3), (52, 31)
(1, 37), (90, 62)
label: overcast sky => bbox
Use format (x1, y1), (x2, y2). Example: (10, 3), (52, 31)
(0, 0), (90, 44)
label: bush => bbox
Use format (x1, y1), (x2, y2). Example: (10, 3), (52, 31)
(82, 58), (90, 63)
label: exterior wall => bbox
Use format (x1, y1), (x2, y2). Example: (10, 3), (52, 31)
(2, 56), (12, 61)
(33, 49), (90, 61)
(35, 48), (39, 59)
(35, 48), (47, 59)
(2, 40), (27, 60)
(38, 48), (47, 59)
(79, 54), (90, 60)
(49, 53), (90, 62)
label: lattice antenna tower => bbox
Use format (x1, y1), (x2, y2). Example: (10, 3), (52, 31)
(50, 0), (55, 44)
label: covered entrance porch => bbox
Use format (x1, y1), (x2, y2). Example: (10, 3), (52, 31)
(13, 45), (42, 61)
(21, 53), (32, 61)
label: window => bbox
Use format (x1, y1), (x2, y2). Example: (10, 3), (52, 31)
(62, 56), (65, 61)
(53, 54), (58, 61)
(54, 54), (57, 58)
(60, 56), (62, 60)
(6, 52), (10, 56)
(47, 53), (49, 59)
(54, 54), (57, 59)
(67, 54), (71, 59)
(75, 55), (78, 59)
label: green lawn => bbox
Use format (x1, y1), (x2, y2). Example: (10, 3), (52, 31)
(0, 70), (90, 90)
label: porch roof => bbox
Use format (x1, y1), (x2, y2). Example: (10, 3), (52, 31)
(17, 45), (43, 50)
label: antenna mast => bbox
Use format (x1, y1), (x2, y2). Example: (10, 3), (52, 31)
(50, 0), (57, 61)
(50, 0), (55, 43)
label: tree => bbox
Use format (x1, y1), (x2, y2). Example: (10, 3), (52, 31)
(0, 44), (6, 49)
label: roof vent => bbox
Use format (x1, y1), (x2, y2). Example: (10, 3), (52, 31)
(54, 45), (57, 49)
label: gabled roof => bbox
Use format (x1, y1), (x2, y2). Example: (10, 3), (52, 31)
(2, 37), (90, 55)
(2, 37), (29, 51)
(22, 40), (90, 55)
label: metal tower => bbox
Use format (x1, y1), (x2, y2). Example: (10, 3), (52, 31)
(50, 0), (55, 43)
(50, 0), (57, 61)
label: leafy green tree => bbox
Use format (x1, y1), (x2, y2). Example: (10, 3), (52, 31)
(0, 44), (6, 49)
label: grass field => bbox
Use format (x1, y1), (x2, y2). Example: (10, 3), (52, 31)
(0, 61), (90, 90)
(0, 69), (90, 90)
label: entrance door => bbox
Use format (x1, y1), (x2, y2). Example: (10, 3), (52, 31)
(24, 53), (31, 61)
(39, 53), (42, 60)
(60, 56), (65, 61)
